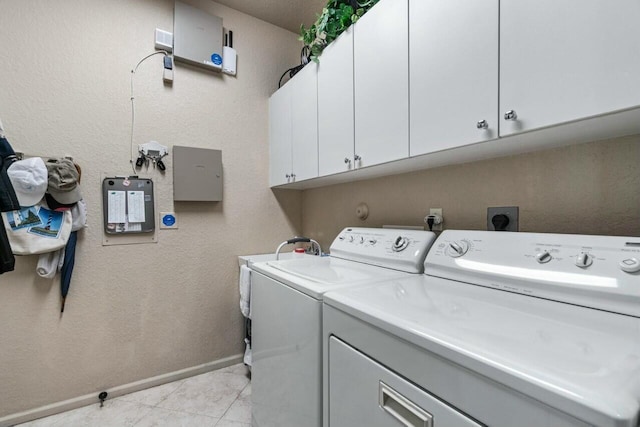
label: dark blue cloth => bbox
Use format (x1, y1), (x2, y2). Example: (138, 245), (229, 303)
(0, 136), (20, 212)
(0, 214), (15, 274)
(0, 136), (15, 158)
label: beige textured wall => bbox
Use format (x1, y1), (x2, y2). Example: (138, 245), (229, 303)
(0, 0), (302, 417)
(302, 136), (640, 250)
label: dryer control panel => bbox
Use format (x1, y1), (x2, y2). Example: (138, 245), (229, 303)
(427, 230), (640, 317)
(330, 228), (437, 274)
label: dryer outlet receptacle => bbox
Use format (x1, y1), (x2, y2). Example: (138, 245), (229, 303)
(487, 206), (518, 232)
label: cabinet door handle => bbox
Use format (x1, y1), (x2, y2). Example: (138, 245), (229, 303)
(504, 110), (518, 121)
(344, 157), (351, 164)
(476, 120), (488, 129)
(379, 381), (433, 427)
(285, 174), (290, 179)
(290, 173), (296, 181)
(354, 154), (361, 161)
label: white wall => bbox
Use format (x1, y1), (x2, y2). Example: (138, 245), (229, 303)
(0, 0), (302, 417)
(302, 136), (640, 250)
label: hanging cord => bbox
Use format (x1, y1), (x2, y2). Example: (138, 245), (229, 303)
(301, 45), (310, 65)
(130, 51), (168, 175)
(278, 46), (311, 88)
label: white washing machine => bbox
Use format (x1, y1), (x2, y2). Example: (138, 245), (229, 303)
(323, 230), (640, 427)
(250, 227), (437, 427)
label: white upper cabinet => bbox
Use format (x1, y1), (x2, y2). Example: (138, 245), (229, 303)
(500, 0), (640, 136)
(354, 0), (409, 168)
(269, 0), (640, 189)
(268, 63), (318, 186)
(269, 83), (292, 187)
(289, 63), (319, 182)
(318, 28), (355, 176)
(409, 0), (499, 156)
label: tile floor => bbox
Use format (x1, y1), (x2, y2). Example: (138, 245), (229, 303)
(17, 363), (251, 427)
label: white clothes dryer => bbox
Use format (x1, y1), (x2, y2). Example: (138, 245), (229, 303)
(323, 230), (640, 427)
(250, 227), (437, 427)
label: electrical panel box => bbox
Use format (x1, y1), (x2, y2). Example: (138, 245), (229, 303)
(173, 1), (223, 72)
(173, 146), (223, 201)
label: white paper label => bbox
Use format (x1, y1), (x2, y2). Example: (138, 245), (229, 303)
(107, 191), (126, 223)
(127, 191), (146, 223)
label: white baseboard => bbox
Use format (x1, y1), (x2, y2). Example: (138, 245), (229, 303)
(0, 354), (244, 427)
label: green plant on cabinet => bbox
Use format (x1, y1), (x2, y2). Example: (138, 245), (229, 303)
(300, 0), (380, 62)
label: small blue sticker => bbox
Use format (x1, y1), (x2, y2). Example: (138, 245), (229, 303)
(211, 53), (222, 65)
(162, 214), (176, 227)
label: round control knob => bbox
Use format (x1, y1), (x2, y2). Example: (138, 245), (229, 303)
(446, 241), (469, 258)
(536, 251), (552, 264)
(619, 257), (640, 273)
(359, 236), (364, 244)
(392, 236), (410, 252)
(575, 253), (593, 268)
(338, 235), (345, 241)
(369, 239), (377, 245)
(348, 235), (354, 243)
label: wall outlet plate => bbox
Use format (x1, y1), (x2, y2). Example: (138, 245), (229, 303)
(429, 208), (443, 231)
(487, 206), (518, 232)
(160, 212), (178, 229)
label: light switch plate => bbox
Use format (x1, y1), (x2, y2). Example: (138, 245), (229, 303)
(160, 212), (178, 229)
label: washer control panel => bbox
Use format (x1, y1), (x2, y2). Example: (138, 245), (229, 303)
(330, 228), (437, 274)
(427, 230), (640, 317)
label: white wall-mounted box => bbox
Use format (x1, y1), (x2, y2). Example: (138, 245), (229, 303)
(173, 1), (223, 72)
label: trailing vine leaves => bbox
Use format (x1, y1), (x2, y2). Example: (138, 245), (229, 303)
(300, 0), (380, 63)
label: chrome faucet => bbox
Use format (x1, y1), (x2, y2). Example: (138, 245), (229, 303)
(275, 237), (322, 260)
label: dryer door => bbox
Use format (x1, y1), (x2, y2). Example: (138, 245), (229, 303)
(328, 336), (483, 427)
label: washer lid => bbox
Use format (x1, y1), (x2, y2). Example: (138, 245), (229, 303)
(251, 257), (415, 299)
(324, 276), (640, 427)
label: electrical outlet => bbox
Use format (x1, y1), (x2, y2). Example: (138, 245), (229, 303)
(429, 208), (443, 231)
(487, 206), (518, 232)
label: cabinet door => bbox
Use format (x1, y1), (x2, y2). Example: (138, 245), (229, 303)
(500, 0), (640, 136)
(410, 0), (498, 156)
(289, 63), (319, 182)
(269, 83), (292, 187)
(354, 0), (409, 168)
(318, 28), (355, 176)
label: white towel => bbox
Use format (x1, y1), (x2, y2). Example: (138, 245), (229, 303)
(243, 337), (252, 366)
(71, 199), (87, 232)
(36, 248), (64, 279)
(239, 265), (252, 318)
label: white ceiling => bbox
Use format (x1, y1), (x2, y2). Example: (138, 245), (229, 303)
(215, 0), (327, 34)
